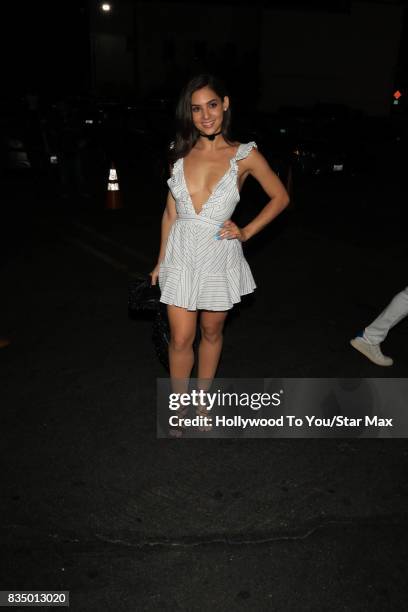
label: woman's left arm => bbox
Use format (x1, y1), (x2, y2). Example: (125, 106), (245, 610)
(220, 149), (290, 242)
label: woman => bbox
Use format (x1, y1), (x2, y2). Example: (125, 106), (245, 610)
(150, 74), (289, 435)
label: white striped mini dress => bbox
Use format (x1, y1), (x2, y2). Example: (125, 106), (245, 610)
(158, 141), (257, 311)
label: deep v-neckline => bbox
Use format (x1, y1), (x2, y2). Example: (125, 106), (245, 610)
(181, 144), (241, 216)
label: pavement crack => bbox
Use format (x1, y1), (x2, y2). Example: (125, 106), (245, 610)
(94, 521), (341, 549)
(93, 515), (401, 550)
(3, 515), (406, 552)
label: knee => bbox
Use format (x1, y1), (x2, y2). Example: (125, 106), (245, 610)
(170, 334), (194, 352)
(200, 324), (223, 344)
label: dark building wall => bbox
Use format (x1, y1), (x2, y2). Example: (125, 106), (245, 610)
(259, 1), (403, 115)
(90, 1), (135, 96)
(5, 1), (90, 97)
(133, 1), (260, 101)
(89, 0), (260, 99)
(89, 0), (403, 114)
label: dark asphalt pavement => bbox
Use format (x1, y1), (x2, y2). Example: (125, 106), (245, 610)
(1, 166), (408, 610)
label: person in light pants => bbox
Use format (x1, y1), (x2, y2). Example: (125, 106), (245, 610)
(351, 286), (408, 366)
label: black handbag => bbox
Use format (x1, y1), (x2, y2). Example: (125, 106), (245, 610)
(152, 305), (170, 372)
(128, 276), (161, 313)
(128, 275), (170, 371)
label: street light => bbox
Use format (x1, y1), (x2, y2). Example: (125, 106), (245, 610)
(101, 3), (111, 12)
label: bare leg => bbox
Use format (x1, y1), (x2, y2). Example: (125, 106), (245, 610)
(197, 310), (228, 381)
(195, 310), (228, 430)
(167, 305), (197, 382)
(166, 305), (198, 436)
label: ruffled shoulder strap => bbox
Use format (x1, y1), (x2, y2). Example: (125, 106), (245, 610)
(169, 156), (182, 177)
(235, 141), (257, 161)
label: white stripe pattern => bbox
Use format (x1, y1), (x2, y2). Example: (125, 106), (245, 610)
(159, 141), (257, 311)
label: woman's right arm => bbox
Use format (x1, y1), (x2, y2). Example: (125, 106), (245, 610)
(150, 190), (177, 285)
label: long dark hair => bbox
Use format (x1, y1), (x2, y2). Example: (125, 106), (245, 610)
(169, 74), (234, 164)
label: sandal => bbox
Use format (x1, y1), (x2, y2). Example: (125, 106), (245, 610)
(168, 405), (190, 438)
(196, 403), (213, 432)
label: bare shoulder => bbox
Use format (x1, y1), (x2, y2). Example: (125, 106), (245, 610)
(237, 141), (267, 174)
(239, 143), (264, 171)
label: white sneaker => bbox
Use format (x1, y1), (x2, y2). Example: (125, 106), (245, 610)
(350, 336), (393, 367)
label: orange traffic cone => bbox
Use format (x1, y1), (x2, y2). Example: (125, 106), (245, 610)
(105, 162), (123, 210)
